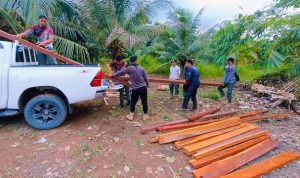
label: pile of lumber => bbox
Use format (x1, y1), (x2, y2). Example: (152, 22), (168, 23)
(252, 84), (296, 108)
(143, 108), (299, 178)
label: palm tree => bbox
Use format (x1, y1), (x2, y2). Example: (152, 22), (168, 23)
(149, 8), (204, 68)
(0, 0), (93, 63)
(82, 0), (173, 60)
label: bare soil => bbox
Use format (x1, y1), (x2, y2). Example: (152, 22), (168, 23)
(0, 81), (299, 178)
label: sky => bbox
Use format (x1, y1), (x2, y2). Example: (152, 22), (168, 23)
(152, 0), (275, 29)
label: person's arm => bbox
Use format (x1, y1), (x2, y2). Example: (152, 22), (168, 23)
(106, 63), (113, 75)
(15, 26), (35, 38)
(112, 67), (130, 77)
(143, 70), (149, 88)
(177, 67), (180, 79)
(37, 28), (54, 46)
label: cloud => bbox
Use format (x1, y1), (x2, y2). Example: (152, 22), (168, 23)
(152, 0), (274, 28)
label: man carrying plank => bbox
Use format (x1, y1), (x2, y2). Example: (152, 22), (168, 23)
(109, 56), (149, 121)
(15, 15), (57, 65)
(181, 59), (200, 111)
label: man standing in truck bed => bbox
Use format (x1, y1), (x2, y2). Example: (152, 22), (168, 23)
(15, 15), (57, 65)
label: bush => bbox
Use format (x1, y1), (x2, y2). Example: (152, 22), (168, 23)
(197, 63), (223, 78)
(139, 55), (169, 75)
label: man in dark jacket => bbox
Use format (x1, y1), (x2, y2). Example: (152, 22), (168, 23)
(181, 59), (200, 111)
(111, 56), (149, 121)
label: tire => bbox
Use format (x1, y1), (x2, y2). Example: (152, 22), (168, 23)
(24, 94), (67, 130)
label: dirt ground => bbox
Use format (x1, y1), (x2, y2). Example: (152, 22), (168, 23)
(0, 81), (299, 178)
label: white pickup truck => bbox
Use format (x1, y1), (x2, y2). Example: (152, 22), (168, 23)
(0, 40), (108, 130)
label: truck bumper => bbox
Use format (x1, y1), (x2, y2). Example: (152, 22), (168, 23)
(95, 86), (108, 99)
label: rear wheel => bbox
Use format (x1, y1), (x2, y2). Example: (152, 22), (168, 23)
(24, 94), (67, 130)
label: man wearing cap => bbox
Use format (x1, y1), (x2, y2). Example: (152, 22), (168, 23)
(15, 15), (57, 65)
(110, 56), (149, 121)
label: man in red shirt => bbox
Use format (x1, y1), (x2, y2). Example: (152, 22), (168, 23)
(15, 15), (57, 65)
(106, 55), (130, 107)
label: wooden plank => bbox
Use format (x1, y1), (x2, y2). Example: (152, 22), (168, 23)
(158, 117), (241, 144)
(148, 136), (159, 144)
(189, 135), (270, 169)
(238, 110), (269, 118)
(188, 108), (221, 121)
(221, 151), (300, 178)
(183, 123), (258, 156)
(115, 76), (223, 87)
(0, 30), (81, 65)
(158, 117), (227, 132)
(103, 74), (132, 87)
(174, 124), (245, 149)
(199, 111), (237, 121)
(192, 139), (278, 178)
(193, 128), (268, 159)
(242, 114), (290, 122)
(141, 119), (189, 134)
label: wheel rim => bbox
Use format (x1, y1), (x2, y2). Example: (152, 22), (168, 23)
(32, 102), (58, 124)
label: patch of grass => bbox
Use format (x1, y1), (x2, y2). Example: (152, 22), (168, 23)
(197, 63), (224, 78)
(133, 137), (141, 146)
(112, 151), (126, 166)
(162, 114), (172, 122)
(199, 88), (222, 100)
(74, 143), (101, 163)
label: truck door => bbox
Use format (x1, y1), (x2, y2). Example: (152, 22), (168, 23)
(0, 42), (5, 108)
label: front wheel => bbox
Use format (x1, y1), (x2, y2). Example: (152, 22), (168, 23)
(24, 94), (67, 130)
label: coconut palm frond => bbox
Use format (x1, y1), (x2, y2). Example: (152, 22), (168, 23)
(54, 35), (90, 63)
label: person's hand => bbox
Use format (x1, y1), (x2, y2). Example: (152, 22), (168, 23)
(36, 42), (44, 46)
(15, 34), (22, 39)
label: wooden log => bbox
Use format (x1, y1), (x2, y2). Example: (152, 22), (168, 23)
(174, 124), (245, 149)
(188, 108), (221, 121)
(237, 110), (269, 118)
(141, 119), (189, 134)
(220, 151), (300, 178)
(183, 123), (258, 156)
(199, 111), (237, 121)
(189, 135), (269, 169)
(193, 128), (268, 159)
(242, 114), (290, 122)
(115, 76), (223, 87)
(158, 117), (241, 144)
(192, 139), (278, 178)
(0, 30), (81, 65)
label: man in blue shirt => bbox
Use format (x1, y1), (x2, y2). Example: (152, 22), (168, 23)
(218, 58), (237, 103)
(181, 59), (200, 111)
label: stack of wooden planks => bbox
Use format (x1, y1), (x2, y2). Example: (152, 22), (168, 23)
(144, 108), (299, 178)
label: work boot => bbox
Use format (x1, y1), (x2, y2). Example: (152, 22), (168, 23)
(126, 112), (134, 121)
(142, 114), (148, 121)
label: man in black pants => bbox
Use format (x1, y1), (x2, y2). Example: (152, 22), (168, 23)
(181, 59), (200, 111)
(111, 56), (149, 121)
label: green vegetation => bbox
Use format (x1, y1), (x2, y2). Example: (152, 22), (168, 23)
(0, 0), (299, 79)
(199, 88), (222, 101)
